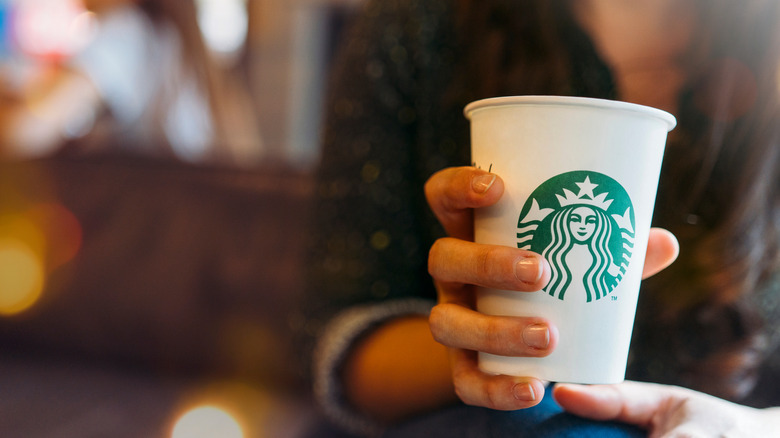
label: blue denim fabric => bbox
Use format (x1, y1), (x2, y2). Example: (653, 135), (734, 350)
(383, 386), (646, 438)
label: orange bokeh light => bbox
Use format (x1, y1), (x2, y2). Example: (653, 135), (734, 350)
(30, 202), (83, 270)
(0, 238), (45, 316)
(0, 201), (83, 316)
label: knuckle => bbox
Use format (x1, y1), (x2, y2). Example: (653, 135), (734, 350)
(480, 317), (501, 351)
(451, 370), (481, 408)
(452, 378), (471, 405)
(476, 246), (499, 280)
(423, 177), (437, 206)
(427, 305), (447, 343)
(424, 168), (461, 209)
(484, 392), (498, 410)
(481, 317), (513, 355)
(484, 380), (505, 410)
(449, 365), (467, 398)
(427, 239), (446, 274)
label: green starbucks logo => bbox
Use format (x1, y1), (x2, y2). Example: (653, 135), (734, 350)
(517, 171), (635, 302)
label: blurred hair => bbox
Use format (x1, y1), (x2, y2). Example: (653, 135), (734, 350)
(452, 0), (780, 401)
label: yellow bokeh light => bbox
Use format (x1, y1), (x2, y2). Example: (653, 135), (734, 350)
(171, 405), (244, 438)
(0, 239), (45, 316)
(0, 214), (46, 257)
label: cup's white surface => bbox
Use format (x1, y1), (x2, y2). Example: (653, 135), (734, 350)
(466, 96), (676, 384)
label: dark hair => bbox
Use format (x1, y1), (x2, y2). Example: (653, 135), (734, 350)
(645, 0), (780, 401)
(453, 0), (780, 401)
(450, 0), (616, 101)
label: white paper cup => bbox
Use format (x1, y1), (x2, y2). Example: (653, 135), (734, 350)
(465, 95), (676, 384)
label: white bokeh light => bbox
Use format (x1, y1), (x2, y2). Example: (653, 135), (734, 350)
(14, 0), (96, 58)
(195, 0), (248, 61)
(171, 405), (244, 438)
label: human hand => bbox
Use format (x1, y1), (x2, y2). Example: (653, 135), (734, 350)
(425, 166), (679, 411)
(554, 380), (780, 437)
(425, 166), (555, 410)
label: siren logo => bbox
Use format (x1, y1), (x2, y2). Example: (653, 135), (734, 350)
(517, 171), (635, 302)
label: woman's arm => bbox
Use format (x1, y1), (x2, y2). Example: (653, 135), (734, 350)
(343, 315), (455, 423)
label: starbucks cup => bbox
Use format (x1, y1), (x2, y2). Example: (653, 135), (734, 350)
(465, 95), (676, 384)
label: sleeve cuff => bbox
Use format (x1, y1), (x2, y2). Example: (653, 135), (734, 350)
(312, 298), (435, 436)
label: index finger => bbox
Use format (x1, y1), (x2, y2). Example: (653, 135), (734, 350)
(424, 167), (504, 240)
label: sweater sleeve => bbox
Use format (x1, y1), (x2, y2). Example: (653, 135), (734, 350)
(312, 298), (434, 436)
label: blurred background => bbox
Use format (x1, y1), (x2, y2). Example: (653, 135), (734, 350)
(0, 0), (359, 167)
(0, 0), (361, 437)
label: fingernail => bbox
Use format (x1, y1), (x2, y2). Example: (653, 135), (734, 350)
(515, 256), (542, 284)
(523, 324), (550, 349)
(472, 174), (496, 194)
(513, 382), (537, 401)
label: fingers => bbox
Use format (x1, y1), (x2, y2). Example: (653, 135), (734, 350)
(425, 167), (504, 240)
(450, 348), (547, 410)
(552, 381), (679, 427)
(429, 238), (551, 293)
(430, 303), (558, 357)
(642, 228), (680, 279)
(431, 228), (674, 287)
(425, 167), (680, 280)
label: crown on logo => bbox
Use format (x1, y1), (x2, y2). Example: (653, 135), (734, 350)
(556, 176), (613, 210)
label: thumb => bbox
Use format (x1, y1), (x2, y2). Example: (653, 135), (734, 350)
(642, 228), (679, 279)
(552, 381), (676, 428)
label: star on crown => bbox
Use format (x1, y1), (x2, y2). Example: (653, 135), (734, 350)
(556, 176), (613, 210)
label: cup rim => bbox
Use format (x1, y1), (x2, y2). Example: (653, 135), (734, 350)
(464, 95), (677, 131)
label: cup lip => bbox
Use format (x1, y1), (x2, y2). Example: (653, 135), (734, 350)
(464, 95), (677, 131)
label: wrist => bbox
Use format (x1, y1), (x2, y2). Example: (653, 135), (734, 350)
(343, 315), (456, 423)
(312, 299), (435, 435)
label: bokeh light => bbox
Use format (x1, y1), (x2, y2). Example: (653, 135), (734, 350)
(0, 238), (45, 316)
(0, 200), (83, 316)
(195, 0), (248, 62)
(166, 381), (301, 438)
(30, 202), (83, 270)
(0, 212), (46, 316)
(13, 0), (95, 60)
(0, 213), (46, 256)
(171, 405), (244, 438)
